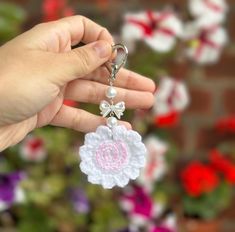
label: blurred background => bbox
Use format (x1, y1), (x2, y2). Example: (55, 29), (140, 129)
(0, 0), (235, 231)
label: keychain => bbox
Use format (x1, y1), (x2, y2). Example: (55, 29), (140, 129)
(79, 44), (146, 189)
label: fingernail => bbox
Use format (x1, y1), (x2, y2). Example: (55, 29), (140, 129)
(93, 41), (111, 58)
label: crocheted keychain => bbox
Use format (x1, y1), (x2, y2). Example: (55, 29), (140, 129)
(79, 44), (147, 189)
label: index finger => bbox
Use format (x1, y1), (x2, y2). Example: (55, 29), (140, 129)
(58, 16), (114, 46)
(24, 15), (114, 50)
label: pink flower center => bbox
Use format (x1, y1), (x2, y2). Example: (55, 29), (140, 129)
(95, 140), (128, 172)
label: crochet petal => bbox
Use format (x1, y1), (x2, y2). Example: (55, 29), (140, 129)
(123, 167), (140, 180)
(114, 172), (130, 187)
(101, 175), (115, 189)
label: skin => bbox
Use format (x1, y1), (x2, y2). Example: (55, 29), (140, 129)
(0, 16), (155, 151)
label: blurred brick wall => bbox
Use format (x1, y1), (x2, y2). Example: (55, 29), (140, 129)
(9, 0), (235, 157)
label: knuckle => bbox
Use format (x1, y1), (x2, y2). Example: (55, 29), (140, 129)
(90, 82), (102, 103)
(99, 27), (113, 41)
(101, 27), (109, 35)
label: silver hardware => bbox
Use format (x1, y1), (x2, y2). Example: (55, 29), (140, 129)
(105, 44), (128, 81)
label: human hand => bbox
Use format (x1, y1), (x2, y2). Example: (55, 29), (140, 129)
(0, 16), (155, 151)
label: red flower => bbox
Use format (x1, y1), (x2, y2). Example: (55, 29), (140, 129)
(225, 166), (235, 184)
(42, 0), (74, 22)
(215, 116), (235, 133)
(154, 111), (180, 127)
(181, 162), (219, 197)
(209, 149), (235, 184)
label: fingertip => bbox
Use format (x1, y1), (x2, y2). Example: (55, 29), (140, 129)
(141, 92), (155, 109)
(150, 79), (157, 93)
(143, 76), (156, 93)
(93, 40), (112, 59)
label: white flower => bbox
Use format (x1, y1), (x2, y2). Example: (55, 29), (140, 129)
(189, 0), (228, 27)
(153, 77), (189, 116)
(183, 23), (228, 64)
(79, 125), (146, 189)
(20, 135), (47, 162)
(122, 10), (183, 53)
(137, 136), (168, 190)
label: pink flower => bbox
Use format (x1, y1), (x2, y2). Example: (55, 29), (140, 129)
(120, 185), (161, 226)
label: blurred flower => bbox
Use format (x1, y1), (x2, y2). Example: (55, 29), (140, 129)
(69, 188), (90, 214)
(118, 227), (137, 232)
(19, 135), (47, 162)
(210, 149), (235, 184)
(79, 126), (146, 189)
(42, 0), (74, 22)
(0, 172), (25, 211)
(188, 0), (228, 27)
(183, 23), (227, 64)
(154, 111), (180, 128)
(120, 185), (162, 226)
(149, 213), (177, 232)
(150, 227), (172, 232)
(122, 10), (182, 53)
(215, 116), (235, 133)
(181, 161), (219, 197)
(153, 77), (189, 127)
(138, 136), (168, 190)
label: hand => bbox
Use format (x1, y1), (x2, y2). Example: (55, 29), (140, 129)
(0, 16), (155, 151)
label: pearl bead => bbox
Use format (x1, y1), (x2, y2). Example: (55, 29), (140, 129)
(107, 116), (118, 128)
(106, 87), (117, 99)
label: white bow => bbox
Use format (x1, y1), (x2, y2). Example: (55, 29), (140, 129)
(99, 100), (125, 119)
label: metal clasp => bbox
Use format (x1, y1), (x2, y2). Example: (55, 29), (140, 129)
(105, 44), (128, 81)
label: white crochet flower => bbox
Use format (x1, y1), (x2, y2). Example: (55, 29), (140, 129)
(189, 0), (228, 27)
(79, 125), (146, 189)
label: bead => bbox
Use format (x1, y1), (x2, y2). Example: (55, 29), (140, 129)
(107, 117), (118, 128)
(106, 87), (117, 99)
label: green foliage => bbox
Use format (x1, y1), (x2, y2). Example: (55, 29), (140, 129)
(91, 201), (127, 232)
(128, 43), (175, 79)
(0, 2), (26, 43)
(183, 182), (232, 220)
(18, 205), (55, 232)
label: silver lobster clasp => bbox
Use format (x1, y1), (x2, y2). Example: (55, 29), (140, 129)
(105, 44), (128, 81)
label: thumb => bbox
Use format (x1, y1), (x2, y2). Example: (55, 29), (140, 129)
(52, 40), (112, 85)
